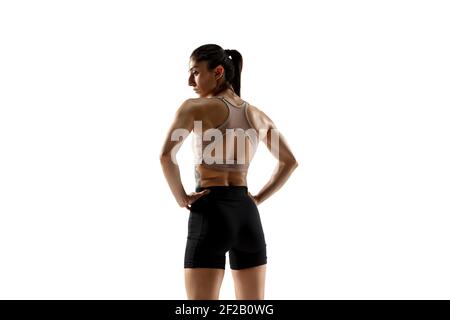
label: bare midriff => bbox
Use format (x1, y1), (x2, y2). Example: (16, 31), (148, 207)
(195, 164), (248, 188)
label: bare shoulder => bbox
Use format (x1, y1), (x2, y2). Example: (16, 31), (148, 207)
(179, 98), (214, 120)
(183, 97), (274, 128)
(246, 102), (276, 131)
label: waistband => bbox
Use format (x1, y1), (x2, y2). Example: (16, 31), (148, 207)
(196, 185), (248, 196)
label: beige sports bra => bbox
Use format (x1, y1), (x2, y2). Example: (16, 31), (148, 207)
(193, 96), (259, 171)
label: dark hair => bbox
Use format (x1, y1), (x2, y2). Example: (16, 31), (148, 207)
(190, 44), (243, 97)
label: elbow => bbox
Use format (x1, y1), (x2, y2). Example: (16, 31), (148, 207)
(160, 152), (178, 167)
(159, 152), (170, 162)
(281, 158), (299, 170)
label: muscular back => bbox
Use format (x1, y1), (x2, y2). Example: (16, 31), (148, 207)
(191, 96), (271, 188)
(160, 95), (298, 206)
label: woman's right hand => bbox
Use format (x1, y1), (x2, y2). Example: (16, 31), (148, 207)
(248, 192), (260, 206)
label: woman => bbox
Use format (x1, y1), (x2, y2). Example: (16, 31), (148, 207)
(159, 44), (298, 300)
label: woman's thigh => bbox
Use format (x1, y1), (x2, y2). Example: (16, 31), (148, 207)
(231, 264), (266, 300)
(184, 268), (225, 300)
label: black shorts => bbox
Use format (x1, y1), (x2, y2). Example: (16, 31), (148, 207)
(184, 185), (267, 270)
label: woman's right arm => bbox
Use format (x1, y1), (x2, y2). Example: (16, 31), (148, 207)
(253, 109), (299, 205)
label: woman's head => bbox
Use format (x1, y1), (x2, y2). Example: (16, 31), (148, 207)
(188, 44), (243, 97)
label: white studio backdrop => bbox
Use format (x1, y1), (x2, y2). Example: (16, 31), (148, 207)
(0, 0), (449, 299)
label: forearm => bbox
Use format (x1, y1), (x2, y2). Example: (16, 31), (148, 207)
(255, 161), (298, 205)
(160, 156), (188, 207)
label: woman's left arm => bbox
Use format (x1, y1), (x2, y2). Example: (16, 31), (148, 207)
(159, 99), (195, 207)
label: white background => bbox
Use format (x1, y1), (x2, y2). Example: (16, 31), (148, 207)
(1, 0), (449, 299)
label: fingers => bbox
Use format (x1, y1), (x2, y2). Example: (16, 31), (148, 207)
(247, 192), (258, 205)
(184, 189), (211, 211)
(195, 189), (210, 200)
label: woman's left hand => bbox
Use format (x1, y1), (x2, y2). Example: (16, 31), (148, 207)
(184, 189), (211, 211)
